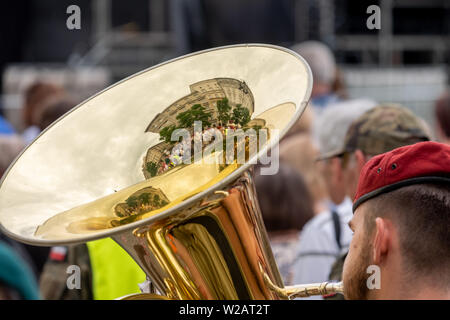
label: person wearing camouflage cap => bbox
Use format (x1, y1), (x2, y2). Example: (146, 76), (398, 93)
(326, 104), (430, 201)
(292, 104), (431, 299)
(314, 99), (377, 207)
(323, 104), (430, 158)
(290, 99), (376, 297)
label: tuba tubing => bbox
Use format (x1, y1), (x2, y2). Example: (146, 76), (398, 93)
(285, 281), (344, 299)
(112, 172), (345, 300)
(261, 263), (344, 299)
(120, 282), (344, 300)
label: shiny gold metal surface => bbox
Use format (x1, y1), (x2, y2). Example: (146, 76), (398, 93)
(0, 44), (343, 299)
(262, 266), (344, 298)
(0, 45), (309, 245)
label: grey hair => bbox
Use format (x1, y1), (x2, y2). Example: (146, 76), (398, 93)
(291, 41), (336, 86)
(313, 99), (378, 156)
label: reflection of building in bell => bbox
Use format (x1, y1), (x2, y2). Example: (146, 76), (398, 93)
(144, 141), (172, 166)
(145, 78), (254, 133)
(114, 186), (169, 217)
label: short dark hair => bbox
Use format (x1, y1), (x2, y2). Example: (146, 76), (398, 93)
(255, 164), (314, 232)
(38, 97), (76, 131)
(364, 183), (450, 287)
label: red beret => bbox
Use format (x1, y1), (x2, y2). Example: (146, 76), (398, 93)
(353, 141), (450, 212)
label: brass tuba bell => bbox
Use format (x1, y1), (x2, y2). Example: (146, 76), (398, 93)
(0, 44), (343, 300)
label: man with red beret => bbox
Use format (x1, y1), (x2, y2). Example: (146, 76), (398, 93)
(292, 104), (431, 298)
(343, 141), (450, 299)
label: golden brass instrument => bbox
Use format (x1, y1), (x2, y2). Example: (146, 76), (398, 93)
(0, 44), (343, 300)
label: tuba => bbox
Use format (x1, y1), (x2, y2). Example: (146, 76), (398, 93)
(0, 44), (343, 300)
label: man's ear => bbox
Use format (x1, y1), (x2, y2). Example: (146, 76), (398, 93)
(330, 157), (342, 182)
(372, 217), (390, 265)
(354, 149), (367, 173)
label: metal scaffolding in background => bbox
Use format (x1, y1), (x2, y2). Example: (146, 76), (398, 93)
(330, 0), (449, 67)
(84, 0), (448, 77)
(1, 0), (448, 133)
(82, 0), (174, 80)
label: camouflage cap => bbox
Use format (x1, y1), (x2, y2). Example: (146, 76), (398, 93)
(326, 104), (431, 158)
(315, 99), (377, 161)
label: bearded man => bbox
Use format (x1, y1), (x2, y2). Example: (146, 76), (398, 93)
(343, 141), (450, 300)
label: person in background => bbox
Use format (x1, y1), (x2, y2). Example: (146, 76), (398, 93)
(435, 89), (450, 144)
(279, 103), (328, 214)
(313, 99), (377, 211)
(36, 95), (77, 131)
(0, 135), (24, 177)
(343, 142), (450, 299)
(283, 104), (314, 139)
(288, 99), (376, 295)
(292, 104), (431, 298)
(0, 242), (40, 299)
(279, 133), (328, 215)
(0, 115), (15, 135)
(255, 164), (315, 286)
(291, 41), (340, 113)
(0, 135), (40, 299)
(21, 82), (65, 144)
(331, 68), (348, 101)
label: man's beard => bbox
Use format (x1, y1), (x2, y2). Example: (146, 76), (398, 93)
(344, 237), (373, 300)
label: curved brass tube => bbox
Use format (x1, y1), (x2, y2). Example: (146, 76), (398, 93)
(282, 282), (344, 299)
(262, 266), (343, 299)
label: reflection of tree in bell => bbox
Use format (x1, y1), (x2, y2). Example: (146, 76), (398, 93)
(217, 98), (232, 125)
(177, 104), (212, 128)
(231, 104), (251, 127)
(159, 125), (178, 144)
(115, 187), (169, 217)
(146, 162), (159, 177)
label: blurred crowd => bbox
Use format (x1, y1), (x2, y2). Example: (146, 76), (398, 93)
(0, 40), (449, 300)
(255, 41), (449, 299)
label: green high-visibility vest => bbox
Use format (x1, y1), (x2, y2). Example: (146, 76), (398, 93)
(87, 238), (146, 300)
